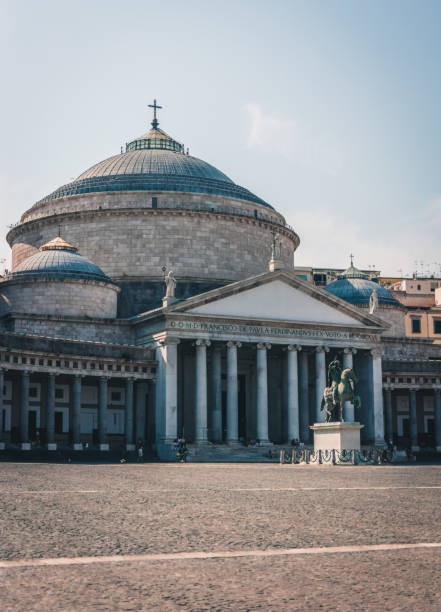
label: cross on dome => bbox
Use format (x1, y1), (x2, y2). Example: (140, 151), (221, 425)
(148, 99), (163, 128)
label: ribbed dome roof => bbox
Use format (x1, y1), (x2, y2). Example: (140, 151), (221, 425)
(8, 238), (115, 284)
(77, 150), (234, 182)
(324, 261), (399, 307)
(31, 117), (272, 209)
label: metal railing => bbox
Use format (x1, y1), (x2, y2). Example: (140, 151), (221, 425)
(280, 447), (394, 465)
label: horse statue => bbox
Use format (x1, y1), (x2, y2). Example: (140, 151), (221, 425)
(321, 359), (361, 422)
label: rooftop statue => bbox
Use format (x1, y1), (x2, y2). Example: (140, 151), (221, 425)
(321, 358), (361, 422)
(165, 270), (177, 298)
(369, 288), (379, 314)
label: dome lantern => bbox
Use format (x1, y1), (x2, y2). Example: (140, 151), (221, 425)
(126, 99), (184, 153)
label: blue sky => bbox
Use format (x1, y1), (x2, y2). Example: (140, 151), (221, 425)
(1, 0), (440, 276)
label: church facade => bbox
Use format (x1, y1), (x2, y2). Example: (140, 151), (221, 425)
(1, 104), (440, 457)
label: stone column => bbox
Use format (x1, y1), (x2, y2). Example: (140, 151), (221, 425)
(72, 375), (82, 448)
(409, 386), (419, 451)
(0, 368), (4, 439)
(211, 346), (222, 442)
(299, 350), (310, 443)
(156, 339), (179, 445)
(195, 339), (211, 443)
(434, 386), (441, 452)
(256, 343), (271, 444)
(125, 378), (135, 449)
(226, 341), (241, 443)
(45, 374), (56, 446)
(135, 380), (148, 443)
(384, 386), (393, 443)
(98, 377), (109, 450)
(20, 371), (30, 444)
(315, 347), (328, 423)
(371, 349), (385, 446)
(343, 348), (357, 421)
(286, 345), (301, 443)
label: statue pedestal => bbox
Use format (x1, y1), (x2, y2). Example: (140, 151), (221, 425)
(310, 422), (364, 452)
(162, 296), (179, 308)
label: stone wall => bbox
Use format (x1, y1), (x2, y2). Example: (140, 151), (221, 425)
(20, 190), (287, 225)
(7, 315), (134, 344)
(0, 279), (119, 319)
(382, 337), (441, 361)
(8, 195), (299, 281)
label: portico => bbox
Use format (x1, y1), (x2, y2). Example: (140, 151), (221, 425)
(135, 269), (387, 459)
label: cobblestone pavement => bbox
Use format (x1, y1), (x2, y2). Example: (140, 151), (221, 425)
(1, 463), (440, 610)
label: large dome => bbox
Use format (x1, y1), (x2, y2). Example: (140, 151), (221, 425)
(32, 124), (272, 209)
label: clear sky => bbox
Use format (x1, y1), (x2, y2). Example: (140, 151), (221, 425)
(1, 0), (440, 277)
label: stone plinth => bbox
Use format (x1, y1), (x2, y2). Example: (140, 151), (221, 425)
(47, 443), (57, 451)
(162, 296), (179, 308)
(310, 422), (364, 452)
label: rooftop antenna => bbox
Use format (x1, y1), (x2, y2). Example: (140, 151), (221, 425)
(58, 224), (62, 237)
(148, 99), (163, 129)
(349, 253), (354, 267)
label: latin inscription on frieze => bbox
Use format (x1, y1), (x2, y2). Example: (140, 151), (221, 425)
(168, 320), (376, 341)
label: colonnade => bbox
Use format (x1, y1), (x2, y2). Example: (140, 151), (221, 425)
(157, 340), (385, 446)
(384, 384), (441, 451)
(0, 369), (149, 449)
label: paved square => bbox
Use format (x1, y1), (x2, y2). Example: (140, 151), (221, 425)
(1, 463), (441, 610)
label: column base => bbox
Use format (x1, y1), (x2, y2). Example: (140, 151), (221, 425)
(411, 445), (420, 452)
(194, 439), (211, 445)
(436, 446), (441, 453)
(99, 443), (110, 451)
(226, 439), (240, 446)
(47, 443), (57, 451)
(126, 444), (136, 451)
(0, 442), (5, 450)
(256, 440), (272, 446)
(21, 442), (31, 451)
(73, 443), (83, 451)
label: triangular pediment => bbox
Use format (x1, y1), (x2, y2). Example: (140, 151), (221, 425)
(167, 270), (385, 330)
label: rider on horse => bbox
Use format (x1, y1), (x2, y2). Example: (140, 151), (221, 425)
(328, 358), (342, 408)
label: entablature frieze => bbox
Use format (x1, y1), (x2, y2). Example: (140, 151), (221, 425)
(0, 348), (156, 380)
(148, 314), (382, 349)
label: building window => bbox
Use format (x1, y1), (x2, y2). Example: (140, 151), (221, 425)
(411, 318), (421, 333)
(55, 388), (64, 400)
(29, 387), (38, 398)
(152, 197), (158, 209)
(434, 320), (441, 334)
(417, 284), (421, 290)
(111, 391), (121, 402)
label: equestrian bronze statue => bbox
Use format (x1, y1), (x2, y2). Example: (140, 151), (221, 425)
(321, 358), (361, 422)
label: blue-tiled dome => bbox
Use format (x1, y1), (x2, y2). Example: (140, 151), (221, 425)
(324, 264), (399, 307)
(9, 238), (115, 284)
(33, 124), (272, 209)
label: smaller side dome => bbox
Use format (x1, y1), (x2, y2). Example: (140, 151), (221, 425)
(1, 236), (120, 321)
(10, 237), (116, 285)
(324, 260), (399, 307)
